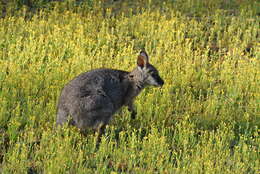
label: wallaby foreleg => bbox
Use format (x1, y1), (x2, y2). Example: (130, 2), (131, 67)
(127, 102), (137, 119)
(95, 123), (106, 148)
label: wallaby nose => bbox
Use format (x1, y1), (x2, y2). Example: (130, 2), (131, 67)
(159, 79), (164, 86)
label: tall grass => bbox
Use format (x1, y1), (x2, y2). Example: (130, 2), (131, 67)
(0, 0), (259, 173)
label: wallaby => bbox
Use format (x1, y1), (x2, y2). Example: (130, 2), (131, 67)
(56, 50), (164, 144)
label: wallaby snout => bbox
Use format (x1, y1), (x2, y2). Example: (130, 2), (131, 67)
(56, 50), (164, 146)
(154, 75), (164, 87)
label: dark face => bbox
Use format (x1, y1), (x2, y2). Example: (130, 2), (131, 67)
(142, 64), (164, 87)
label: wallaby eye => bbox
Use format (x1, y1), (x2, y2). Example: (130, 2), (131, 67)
(150, 72), (157, 77)
(149, 70), (155, 75)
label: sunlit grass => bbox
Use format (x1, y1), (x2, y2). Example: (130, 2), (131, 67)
(0, 0), (259, 173)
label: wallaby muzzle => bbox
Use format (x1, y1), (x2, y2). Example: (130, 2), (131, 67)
(154, 74), (164, 87)
(158, 78), (164, 87)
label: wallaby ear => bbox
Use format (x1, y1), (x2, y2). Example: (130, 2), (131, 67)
(137, 50), (149, 68)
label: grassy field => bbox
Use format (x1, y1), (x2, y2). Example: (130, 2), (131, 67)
(0, 0), (259, 173)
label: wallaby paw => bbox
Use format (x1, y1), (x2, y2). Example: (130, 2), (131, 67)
(131, 111), (137, 119)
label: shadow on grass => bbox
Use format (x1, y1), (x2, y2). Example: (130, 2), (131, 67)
(1, 0), (260, 19)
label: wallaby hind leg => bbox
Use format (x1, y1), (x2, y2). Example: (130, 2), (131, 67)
(56, 108), (70, 126)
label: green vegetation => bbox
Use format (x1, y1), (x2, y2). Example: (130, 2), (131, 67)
(0, 0), (259, 173)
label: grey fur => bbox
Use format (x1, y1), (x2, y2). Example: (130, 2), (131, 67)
(56, 50), (164, 143)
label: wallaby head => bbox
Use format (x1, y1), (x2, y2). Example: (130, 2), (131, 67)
(130, 50), (164, 88)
